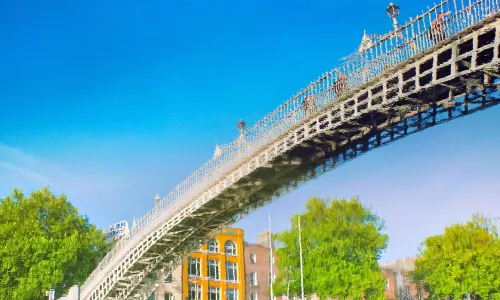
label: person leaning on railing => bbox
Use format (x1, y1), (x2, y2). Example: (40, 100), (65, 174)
(301, 72), (349, 117)
(429, 11), (451, 44)
(332, 72), (349, 98)
(301, 94), (316, 117)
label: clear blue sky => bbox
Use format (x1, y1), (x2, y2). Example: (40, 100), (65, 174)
(1, 0), (499, 263)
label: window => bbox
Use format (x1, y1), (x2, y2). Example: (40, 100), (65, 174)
(209, 287), (220, 300)
(268, 273), (275, 286)
(189, 257), (201, 277)
(208, 260), (220, 280)
(249, 253), (256, 263)
(147, 292), (155, 300)
(147, 272), (158, 281)
(188, 283), (202, 300)
(405, 286), (410, 297)
(403, 271), (409, 280)
(417, 289), (423, 300)
(226, 262), (238, 282)
(250, 293), (257, 300)
(208, 239), (219, 252)
(164, 267), (172, 283)
(165, 292), (174, 300)
(224, 240), (237, 255)
(226, 288), (238, 300)
(250, 272), (257, 286)
(384, 278), (389, 290)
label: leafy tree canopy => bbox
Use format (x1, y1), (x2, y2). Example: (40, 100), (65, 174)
(272, 196), (388, 300)
(0, 187), (107, 300)
(413, 214), (500, 299)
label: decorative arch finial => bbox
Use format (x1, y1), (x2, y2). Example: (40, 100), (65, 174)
(154, 194), (161, 207)
(213, 144), (222, 160)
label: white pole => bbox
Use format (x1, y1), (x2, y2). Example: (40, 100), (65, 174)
(298, 215), (305, 300)
(269, 213), (274, 300)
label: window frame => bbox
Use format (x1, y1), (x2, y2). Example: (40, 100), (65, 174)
(165, 292), (174, 300)
(226, 288), (238, 300)
(208, 259), (220, 280)
(268, 272), (275, 286)
(250, 272), (257, 286)
(188, 257), (201, 277)
(225, 261), (238, 282)
(224, 240), (237, 256)
(208, 239), (219, 253)
(164, 267), (173, 283)
(188, 283), (202, 300)
(208, 286), (220, 300)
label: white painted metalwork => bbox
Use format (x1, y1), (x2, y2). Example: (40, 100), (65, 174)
(80, 0), (500, 298)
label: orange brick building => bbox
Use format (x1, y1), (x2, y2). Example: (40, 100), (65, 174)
(182, 228), (246, 300)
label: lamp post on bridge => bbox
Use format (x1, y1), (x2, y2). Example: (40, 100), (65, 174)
(237, 120), (246, 149)
(356, 2), (404, 74)
(237, 120), (246, 136)
(386, 2), (401, 31)
(357, 2), (401, 57)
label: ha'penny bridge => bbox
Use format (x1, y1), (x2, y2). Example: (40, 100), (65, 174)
(77, 0), (500, 298)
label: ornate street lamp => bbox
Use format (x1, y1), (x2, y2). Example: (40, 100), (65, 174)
(386, 2), (400, 31)
(237, 120), (246, 149)
(237, 120), (246, 135)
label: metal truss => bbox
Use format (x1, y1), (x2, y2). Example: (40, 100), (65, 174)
(81, 12), (500, 300)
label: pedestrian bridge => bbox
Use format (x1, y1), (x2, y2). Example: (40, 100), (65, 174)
(80, 0), (500, 298)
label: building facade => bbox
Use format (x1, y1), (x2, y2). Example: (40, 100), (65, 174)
(381, 257), (427, 300)
(243, 230), (277, 300)
(181, 228), (246, 300)
(149, 264), (183, 300)
(146, 228), (428, 300)
(148, 228), (245, 300)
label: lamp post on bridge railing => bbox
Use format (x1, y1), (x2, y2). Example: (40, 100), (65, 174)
(237, 120), (246, 149)
(357, 2), (401, 54)
(386, 2), (401, 32)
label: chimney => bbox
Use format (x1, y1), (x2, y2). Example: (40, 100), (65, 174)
(256, 230), (272, 248)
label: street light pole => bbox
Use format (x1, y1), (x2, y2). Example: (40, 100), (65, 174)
(269, 213), (274, 300)
(45, 289), (55, 300)
(298, 215), (305, 300)
(287, 279), (296, 300)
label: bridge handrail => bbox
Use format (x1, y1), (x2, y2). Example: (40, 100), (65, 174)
(82, 0), (498, 292)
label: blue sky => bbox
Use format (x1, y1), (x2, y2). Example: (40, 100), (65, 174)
(1, 0), (499, 263)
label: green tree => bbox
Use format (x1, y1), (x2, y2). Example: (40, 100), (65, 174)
(272, 197), (388, 300)
(412, 214), (500, 299)
(0, 187), (107, 300)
